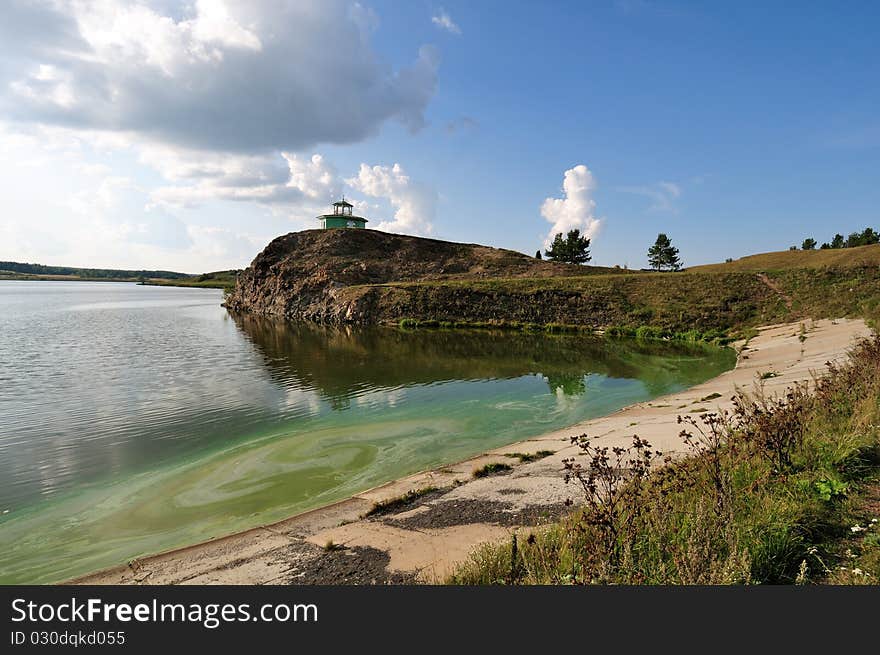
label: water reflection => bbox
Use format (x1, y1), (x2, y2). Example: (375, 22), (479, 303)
(231, 313), (726, 402)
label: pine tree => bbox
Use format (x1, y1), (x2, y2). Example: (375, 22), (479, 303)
(665, 240), (682, 271)
(545, 229), (591, 264)
(647, 233), (681, 271)
(647, 234), (669, 271)
(801, 238), (817, 250)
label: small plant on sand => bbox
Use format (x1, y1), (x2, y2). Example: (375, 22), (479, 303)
(473, 462), (513, 478)
(364, 486), (438, 517)
(505, 450), (555, 463)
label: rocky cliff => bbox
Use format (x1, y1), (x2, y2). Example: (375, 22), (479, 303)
(224, 229), (605, 323)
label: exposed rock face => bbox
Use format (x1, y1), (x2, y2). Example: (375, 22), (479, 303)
(225, 229), (592, 323)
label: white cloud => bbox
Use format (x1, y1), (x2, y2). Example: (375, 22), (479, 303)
(431, 9), (461, 35)
(67, 176), (193, 250)
(0, 2), (444, 268)
(75, 162), (112, 177)
(187, 225), (262, 262)
(1, 0), (439, 152)
(346, 163), (436, 235)
(148, 150), (341, 220)
(540, 164), (603, 248)
(282, 153), (340, 202)
(617, 181), (681, 212)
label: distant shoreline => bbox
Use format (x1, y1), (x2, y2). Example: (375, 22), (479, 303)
(0, 274), (230, 289)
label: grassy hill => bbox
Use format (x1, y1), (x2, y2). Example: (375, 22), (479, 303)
(363, 265), (880, 336)
(688, 243), (880, 273)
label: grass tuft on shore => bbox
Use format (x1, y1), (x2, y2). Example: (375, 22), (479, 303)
(505, 451), (555, 464)
(473, 463), (514, 478)
(363, 486), (439, 518)
(449, 334), (880, 585)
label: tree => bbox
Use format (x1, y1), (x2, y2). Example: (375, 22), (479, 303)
(535, 250), (542, 259)
(820, 242), (831, 249)
(830, 233), (845, 249)
(545, 229), (592, 264)
(647, 233), (681, 271)
(845, 227), (879, 248)
(801, 238), (817, 250)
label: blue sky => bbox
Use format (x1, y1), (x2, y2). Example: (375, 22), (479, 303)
(1, 1), (878, 272)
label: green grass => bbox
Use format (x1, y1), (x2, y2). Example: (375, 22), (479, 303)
(448, 335), (880, 585)
(473, 463), (514, 478)
(688, 243), (880, 273)
(505, 451), (555, 464)
(144, 270), (239, 291)
(398, 317), (596, 334)
(365, 262), (880, 338)
(363, 486), (439, 517)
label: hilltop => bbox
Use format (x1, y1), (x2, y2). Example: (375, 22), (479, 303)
(688, 243), (880, 273)
(225, 229), (621, 321)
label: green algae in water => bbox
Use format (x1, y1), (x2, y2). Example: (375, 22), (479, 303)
(0, 282), (735, 583)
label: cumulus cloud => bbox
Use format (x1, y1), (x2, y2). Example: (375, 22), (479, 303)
(617, 181), (681, 212)
(431, 9), (461, 35)
(0, 2), (445, 267)
(347, 163), (436, 235)
(540, 165), (603, 248)
(1, 0), (439, 152)
(148, 150), (339, 211)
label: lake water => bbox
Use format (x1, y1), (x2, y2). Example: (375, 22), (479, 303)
(0, 281), (735, 583)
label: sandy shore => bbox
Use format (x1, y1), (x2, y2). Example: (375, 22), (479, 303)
(70, 317), (871, 585)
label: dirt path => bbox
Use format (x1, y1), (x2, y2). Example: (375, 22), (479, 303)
(70, 318), (871, 585)
(757, 272), (793, 308)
